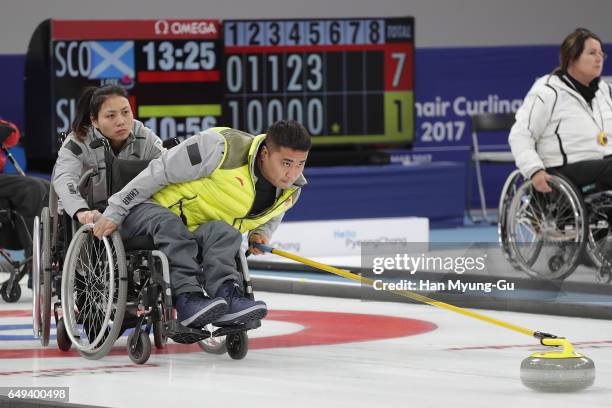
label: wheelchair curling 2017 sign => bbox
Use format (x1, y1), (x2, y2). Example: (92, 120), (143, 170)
(51, 19), (223, 143)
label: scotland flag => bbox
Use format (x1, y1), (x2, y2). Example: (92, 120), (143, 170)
(88, 41), (135, 80)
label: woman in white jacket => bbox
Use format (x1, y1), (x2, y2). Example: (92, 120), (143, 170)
(509, 28), (612, 193)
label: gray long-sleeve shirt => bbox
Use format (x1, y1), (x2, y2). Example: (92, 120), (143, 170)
(103, 128), (305, 240)
(52, 120), (163, 218)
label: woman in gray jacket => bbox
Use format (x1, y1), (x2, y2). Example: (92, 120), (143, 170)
(509, 28), (612, 193)
(52, 85), (163, 224)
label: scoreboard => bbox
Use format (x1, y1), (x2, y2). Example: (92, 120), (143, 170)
(50, 19), (223, 143)
(25, 17), (413, 163)
(223, 17), (414, 144)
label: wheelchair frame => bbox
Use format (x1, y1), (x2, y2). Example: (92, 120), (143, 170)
(0, 135), (34, 302)
(498, 170), (612, 282)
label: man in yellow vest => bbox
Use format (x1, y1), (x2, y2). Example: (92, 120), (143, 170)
(93, 120), (310, 329)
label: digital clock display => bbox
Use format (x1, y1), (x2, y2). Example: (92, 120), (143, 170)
(140, 41), (217, 71)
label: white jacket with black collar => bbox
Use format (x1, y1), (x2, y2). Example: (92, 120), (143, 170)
(509, 74), (612, 179)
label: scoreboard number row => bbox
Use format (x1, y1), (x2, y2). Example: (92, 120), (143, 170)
(226, 53), (323, 93)
(227, 98), (324, 136)
(224, 19), (386, 47)
(226, 51), (408, 94)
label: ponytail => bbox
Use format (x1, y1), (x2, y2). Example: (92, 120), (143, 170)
(71, 86), (98, 140)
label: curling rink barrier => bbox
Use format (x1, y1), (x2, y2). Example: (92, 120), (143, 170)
(1, 266), (612, 407)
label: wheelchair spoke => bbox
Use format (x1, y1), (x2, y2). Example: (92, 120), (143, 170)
(516, 219), (536, 240)
(520, 207), (542, 229)
(530, 190), (547, 217)
(61, 224), (127, 358)
(555, 196), (572, 214)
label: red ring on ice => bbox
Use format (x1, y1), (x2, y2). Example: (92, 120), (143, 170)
(0, 309), (436, 359)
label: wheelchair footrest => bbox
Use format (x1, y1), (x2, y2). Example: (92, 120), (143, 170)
(166, 320), (211, 344)
(212, 319), (261, 336)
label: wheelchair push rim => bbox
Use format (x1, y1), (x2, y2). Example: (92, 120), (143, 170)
(498, 169), (524, 270)
(39, 207), (51, 346)
(32, 215), (41, 338)
(507, 176), (586, 281)
(34, 208), (52, 346)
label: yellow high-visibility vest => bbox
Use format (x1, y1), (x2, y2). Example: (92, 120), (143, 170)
(152, 128), (300, 232)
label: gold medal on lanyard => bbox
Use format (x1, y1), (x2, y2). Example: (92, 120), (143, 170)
(598, 131), (608, 146)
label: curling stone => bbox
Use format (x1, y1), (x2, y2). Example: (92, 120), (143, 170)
(520, 338), (595, 392)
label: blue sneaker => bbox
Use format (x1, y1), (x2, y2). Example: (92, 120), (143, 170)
(213, 281), (267, 326)
(175, 292), (228, 329)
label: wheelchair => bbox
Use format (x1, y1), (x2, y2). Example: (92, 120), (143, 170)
(0, 131), (43, 303)
(32, 180), (75, 348)
(498, 169), (612, 282)
(0, 203), (31, 303)
(33, 136), (259, 363)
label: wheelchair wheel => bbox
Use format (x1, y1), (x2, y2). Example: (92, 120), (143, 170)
(498, 170), (525, 270)
(32, 208), (52, 346)
(61, 225), (127, 360)
(152, 298), (167, 349)
(153, 320), (167, 349)
(32, 216), (40, 336)
(226, 331), (248, 360)
(56, 317), (72, 351)
(583, 197), (612, 282)
(127, 330), (151, 365)
(507, 175), (586, 281)
(595, 262), (612, 284)
(198, 325), (227, 355)
(0, 280), (21, 303)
